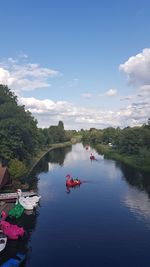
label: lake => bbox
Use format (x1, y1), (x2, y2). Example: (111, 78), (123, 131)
(1, 143), (150, 267)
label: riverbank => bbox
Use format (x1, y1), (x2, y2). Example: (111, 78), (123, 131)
(26, 136), (82, 178)
(1, 137), (81, 193)
(95, 143), (150, 173)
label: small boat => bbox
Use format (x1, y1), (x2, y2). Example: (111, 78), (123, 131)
(90, 154), (95, 160)
(0, 230), (7, 252)
(0, 211), (24, 240)
(8, 203), (24, 219)
(17, 189), (41, 211)
(1, 252), (25, 267)
(66, 174), (81, 187)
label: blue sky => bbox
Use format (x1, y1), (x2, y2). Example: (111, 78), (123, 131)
(0, 0), (150, 129)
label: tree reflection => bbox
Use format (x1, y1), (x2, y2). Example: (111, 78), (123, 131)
(116, 162), (150, 197)
(27, 146), (72, 190)
(46, 146), (72, 166)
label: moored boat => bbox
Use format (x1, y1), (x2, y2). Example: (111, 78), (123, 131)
(8, 203), (24, 219)
(90, 154), (95, 160)
(1, 252), (25, 267)
(0, 211), (24, 240)
(16, 189), (41, 211)
(0, 230), (7, 252)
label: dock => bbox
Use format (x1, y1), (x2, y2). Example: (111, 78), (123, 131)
(0, 191), (37, 201)
(0, 201), (15, 214)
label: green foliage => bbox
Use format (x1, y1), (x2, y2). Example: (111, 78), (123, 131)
(58, 120), (64, 129)
(0, 85), (38, 163)
(82, 129), (103, 143)
(8, 158), (27, 179)
(81, 119), (150, 173)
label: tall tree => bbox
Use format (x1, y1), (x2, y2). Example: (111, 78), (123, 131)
(0, 85), (38, 163)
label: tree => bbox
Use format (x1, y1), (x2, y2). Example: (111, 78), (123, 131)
(58, 120), (64, 129)
(0, 85), (39, 163)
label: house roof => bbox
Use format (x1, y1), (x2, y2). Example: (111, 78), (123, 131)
(0, 165), (7, 185)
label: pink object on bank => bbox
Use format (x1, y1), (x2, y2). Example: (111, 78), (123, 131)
(0, 211), (24, 240)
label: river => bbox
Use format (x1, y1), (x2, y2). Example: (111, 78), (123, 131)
(1, 143), (150, 267)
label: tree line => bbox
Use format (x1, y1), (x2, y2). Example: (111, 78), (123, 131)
(0, 84), (73, 180)
(81, 122), (150, 172)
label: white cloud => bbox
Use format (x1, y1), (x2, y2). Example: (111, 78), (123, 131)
(119, 48), (150, 86)
(68, 78), (79, 87)
(0, 52), (149, 129)
(106, 89), (117, 96)
(141, 85), (150, 92)
(81, 93), (92, 98)
(0, 67), (15, 86)
(123, 187), (150, 225)
(18, 95), (150, 129)
(0, 55), (60, 93)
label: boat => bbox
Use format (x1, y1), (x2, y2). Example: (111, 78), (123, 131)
(0, 230), (7, 252)
(8, 203), (24, 219)
(0, 211), (24, 240)
(1, 252), (25, 267)
(66, 174), (81, 187)
(16, 189), (41, 211)
(90, 154), (95, 160)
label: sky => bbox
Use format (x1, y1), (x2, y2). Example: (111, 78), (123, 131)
(0, 0), (150, 130)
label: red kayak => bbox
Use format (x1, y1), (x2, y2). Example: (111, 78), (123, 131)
(66, 174), (81, 187)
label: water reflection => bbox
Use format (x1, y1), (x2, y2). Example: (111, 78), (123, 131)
(32, 146), (72, 174)
(66, 185), (81, 194)
(47, 146), (72, 166)
(117, 163), (150, 197)
(122, 186), (150, 227)
(27, 146), (72, 191)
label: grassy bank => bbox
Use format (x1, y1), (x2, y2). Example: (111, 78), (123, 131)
(95, 144), (150, 173)
(26, 136), (81, 177)
(2, 137), (81, 192)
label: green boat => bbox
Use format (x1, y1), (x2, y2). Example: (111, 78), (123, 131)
(8, 203), (24, 219)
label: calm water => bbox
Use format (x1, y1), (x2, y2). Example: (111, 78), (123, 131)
(1, 143), (150, 267)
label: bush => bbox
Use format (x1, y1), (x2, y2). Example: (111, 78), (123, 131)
(8, 159), (27, 179)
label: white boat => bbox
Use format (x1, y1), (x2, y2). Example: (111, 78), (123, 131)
(17, 189), (41, 211)
(0, 230), (7, 252)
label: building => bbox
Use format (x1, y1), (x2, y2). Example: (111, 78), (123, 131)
(0, 164), (12, 189)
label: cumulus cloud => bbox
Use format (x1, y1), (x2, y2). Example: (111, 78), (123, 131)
(0, 52), (149, 129)
(0, 55), (60, 93)
(18, 95), (149, 129)
(106, 89), (117, 96)
(0, 67), (15, 86)
(119, 48), (150, 86)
